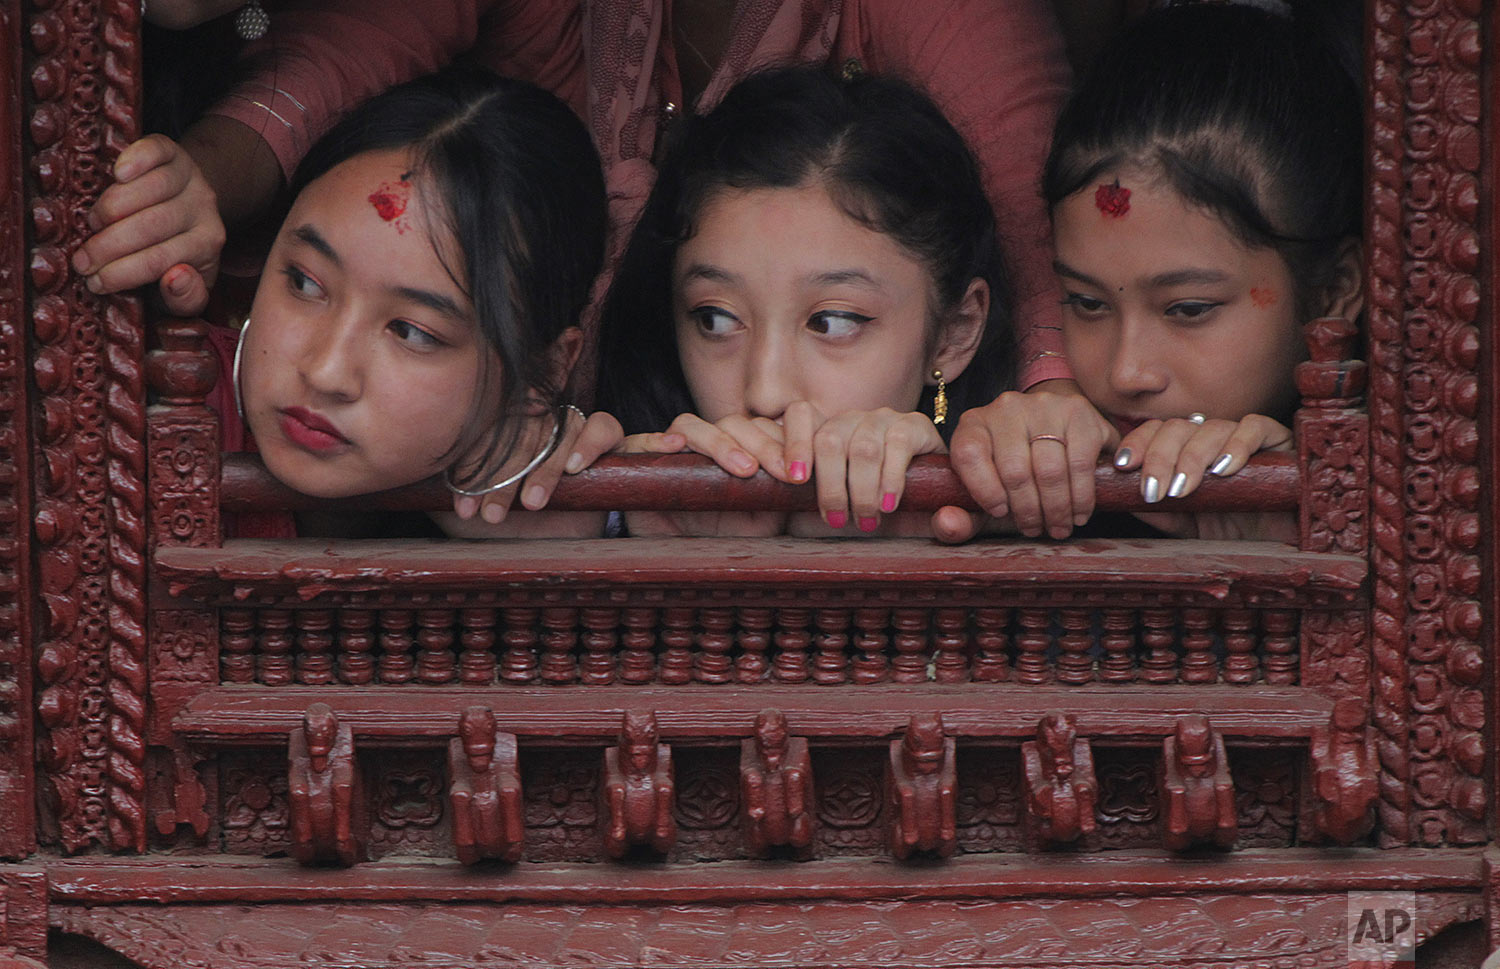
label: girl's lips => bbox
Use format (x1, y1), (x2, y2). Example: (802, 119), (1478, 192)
(279, 407), (349, 452)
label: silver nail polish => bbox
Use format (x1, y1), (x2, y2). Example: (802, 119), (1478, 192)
(1114, 448), (1132, 468)
(1167, 472), (1188, 498)
(1209, 453), (1233, 476)
(1143, 475), (1161, 504)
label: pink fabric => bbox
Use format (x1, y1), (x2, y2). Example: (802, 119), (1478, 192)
(210, 0), (1071, 391)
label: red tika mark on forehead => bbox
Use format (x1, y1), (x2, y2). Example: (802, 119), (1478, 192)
(1094, 180), (1130, 218)
(1250, 287), (1278, 309)
(368, 179), (410, 228)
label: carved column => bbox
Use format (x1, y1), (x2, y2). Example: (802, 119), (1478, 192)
(28, 0), (150, 854)
(0, 0), (36, 860)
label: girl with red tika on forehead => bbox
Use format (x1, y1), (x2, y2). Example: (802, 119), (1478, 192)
(938, 2), (1363, 543)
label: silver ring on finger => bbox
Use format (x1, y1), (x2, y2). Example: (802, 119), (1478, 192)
(565, 403), (587, 423)
(1187, 412), (1206, 425)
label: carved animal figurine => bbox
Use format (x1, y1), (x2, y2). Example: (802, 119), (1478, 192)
(740, 709), (815, 858)
(601, 711), (676, 858)
(449, 705), (525, 864)
(1160, 714), (1236, 851)
(1022, 711), (1097, 845)
(1310, 698), (1377, 844)
(885, 713), (957, 859)
(288, 702), (366, 865)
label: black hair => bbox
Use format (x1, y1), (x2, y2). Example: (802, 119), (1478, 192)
(596, 65), (1014, 435)
(288, 66), (606, 488)
(1043, 3), (1362, 322)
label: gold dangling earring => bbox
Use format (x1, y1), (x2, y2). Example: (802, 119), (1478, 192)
(931, 369), (947, 425)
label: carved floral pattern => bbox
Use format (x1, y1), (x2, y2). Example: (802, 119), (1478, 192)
(220, 754), (290, 855)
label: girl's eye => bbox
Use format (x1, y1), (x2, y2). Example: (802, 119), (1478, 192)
(1061, 293), (1108, 315)
(689, 306), (742, 337)
(1165, 300), (1223, 321)
(807, 310), (872, 337)
(283, 266), (325, 299)
(388, 319), (443, 349)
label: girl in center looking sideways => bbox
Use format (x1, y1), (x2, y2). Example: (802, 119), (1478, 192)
(939, 2), (1364, 543)
(594, 66), (1015, 537)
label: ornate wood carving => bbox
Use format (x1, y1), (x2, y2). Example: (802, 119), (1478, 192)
(26, 0), (149, 855)
(1309, 697), (1378, 845)
(1021, 712), (1096, 846)
(601, 711), (676, 858)
(448, 706), (524, 864)
(0, 0), (37, 862)
(738, 709), (814, 858)
(885, 714), (956, 859)
(287, 703), (366, 866)
(1160, 715), (1236, 851)
(1366, 0), (1486, 848)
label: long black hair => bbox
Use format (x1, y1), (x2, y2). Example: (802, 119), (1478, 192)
(289, 66), (607, 488)
(596, 65), (1014, 435)
(1043, 3), (1361, 322)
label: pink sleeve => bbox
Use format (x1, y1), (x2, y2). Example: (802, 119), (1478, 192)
(203, 0), (495, 181)
(843, 0), (1073, 389)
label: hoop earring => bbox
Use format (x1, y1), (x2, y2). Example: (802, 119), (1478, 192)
(931, 369), (948, 426)
(232, 317), (249, 427)
(443, 407), (565, 498)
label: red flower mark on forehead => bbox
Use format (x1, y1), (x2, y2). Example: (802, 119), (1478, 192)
(368, 175), (411, 232)
(1094, 180), (1131, 218)
(1250, 287), (1277, 309)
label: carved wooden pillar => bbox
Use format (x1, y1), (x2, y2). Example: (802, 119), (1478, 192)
(578, 606), (618, 685)
(931, 607), (968, 683)
(257, 609), (294, 686)
(457, 608), (497, 686)
(294, 609), (336, 686)
(851, 606), (889, 684)
(618, 606), (657, 684)
(415, 607), (458, 685)
(0, 0), (38, 865)
(658, 607), (694, 685)
(1098, 608), (1136, 683)
(739, 709), (815, 858)
(771, 606), (811, 683)
(890, 608), (928, 684)
(1220, 608), (1258, 685)
(377, 609), (415, 685)
(694, 605), (734, 684)
(288, 703), (366, 866)
(220, 608), (256, 684)
(1021, 712), (1097, 846)
(448, 706), (524, 864)
(812, 607), (849, 685)
(1138, 607), (1178, 684)
(26, 0), (149, 856)
(499, 606), (539, 684)
(1260, 609), (1298, 685)
(971, 607), (1010, 682)
(539, 606), (578, 685)
(884, 713), (956, 860)
(734, 605), (772, 684)
(1055, 608), (1092, 685)
(1013, 607), (1051, 684)
(336, 609), (377, 685)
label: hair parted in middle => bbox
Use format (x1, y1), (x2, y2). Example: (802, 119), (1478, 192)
(596, 64), (1016, 435)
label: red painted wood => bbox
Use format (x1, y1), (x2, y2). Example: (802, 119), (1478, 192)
(42, 849), (1482, 903)
(221, 451), (1301, 513)
(155, 537), (1366, 599)
(173, 684), (1337, 742)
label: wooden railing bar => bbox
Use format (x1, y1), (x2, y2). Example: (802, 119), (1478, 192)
(220, 451), (1300, 513)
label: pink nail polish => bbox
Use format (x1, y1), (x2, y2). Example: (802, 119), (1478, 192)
(826, 511), (847, 529)
(788, 461), (807, 482)
(880, 492), (897, 513)
(858, 516), (878, 532)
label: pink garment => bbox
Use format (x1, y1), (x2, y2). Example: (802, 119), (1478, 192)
(210, 0), (1072, 393)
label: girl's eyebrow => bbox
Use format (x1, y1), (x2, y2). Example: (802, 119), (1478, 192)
(292, 224), (340, 266)
(1053, 260), (1231, 289)
(804, 268), (881, 289)
(680, 263), (739, 284)
(292, 223), (467, 321)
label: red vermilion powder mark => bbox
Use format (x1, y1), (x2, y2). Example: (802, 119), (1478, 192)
(368, 179), (409, 227)
(1094, 180), (1130, 218)
(1250, 287), (1277, 308)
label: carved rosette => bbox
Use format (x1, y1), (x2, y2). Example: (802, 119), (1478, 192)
(1367, 0), (1485, 847)
(26, 1), (148, 852)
